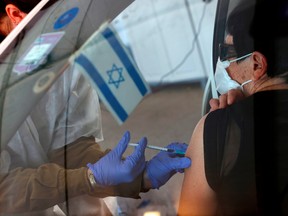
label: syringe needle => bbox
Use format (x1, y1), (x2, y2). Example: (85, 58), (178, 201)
(128, 143), (185, 155)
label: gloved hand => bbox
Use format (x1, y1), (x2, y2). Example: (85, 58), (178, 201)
(145, 142), (191, 189)
(87, 131), (147, 186)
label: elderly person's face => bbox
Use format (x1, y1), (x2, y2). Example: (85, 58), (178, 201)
(224, 35), (253, 91)
(225, 34), (269, 96)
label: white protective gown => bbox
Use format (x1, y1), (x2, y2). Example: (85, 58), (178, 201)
(3, 65), (103, 171)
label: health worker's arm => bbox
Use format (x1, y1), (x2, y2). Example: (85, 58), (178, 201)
(178, 115), (218, 215)
(0, 136), (145, 214)
(0, 163), (91, 213)
(49, 135), (145, 198)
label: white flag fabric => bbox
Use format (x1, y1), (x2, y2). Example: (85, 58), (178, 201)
(71, 23), (150, 124)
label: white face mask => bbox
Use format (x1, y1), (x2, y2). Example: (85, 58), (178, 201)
(215, 53), (253, 95)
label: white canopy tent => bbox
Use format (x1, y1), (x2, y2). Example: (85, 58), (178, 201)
(112, 0), (217, 86)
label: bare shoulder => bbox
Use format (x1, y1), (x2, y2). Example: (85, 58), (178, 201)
(178, 114), (217, 215)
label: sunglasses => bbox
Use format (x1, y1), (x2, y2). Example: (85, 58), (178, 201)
(218, 43), (238, 62)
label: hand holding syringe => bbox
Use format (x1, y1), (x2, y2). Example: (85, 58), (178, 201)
(130, 140), (191, 189)
(128, 143), (186, 156)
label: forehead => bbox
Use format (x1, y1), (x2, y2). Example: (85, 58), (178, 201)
(225, 34), (233, 45)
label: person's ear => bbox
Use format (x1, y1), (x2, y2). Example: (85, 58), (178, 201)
(5, 4), (26, 25)
(251, 51), (267, 81)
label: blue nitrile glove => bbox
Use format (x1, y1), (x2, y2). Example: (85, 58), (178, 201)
(145, 142), (191, 189)
(87, 131), (147, 186)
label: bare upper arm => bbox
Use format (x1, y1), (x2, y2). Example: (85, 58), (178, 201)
(178, 115), (218, 215)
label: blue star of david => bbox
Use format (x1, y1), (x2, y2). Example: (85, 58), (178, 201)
(107, 64), (125, 89)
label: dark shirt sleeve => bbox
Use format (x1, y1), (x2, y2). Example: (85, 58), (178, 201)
(203, 109), (228, 191)
(203, 97), (257, 215)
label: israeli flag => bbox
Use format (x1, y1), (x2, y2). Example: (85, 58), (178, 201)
(71, 23), (150, 124)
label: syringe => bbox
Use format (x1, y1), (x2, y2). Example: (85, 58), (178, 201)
(128, 143), (186, 156)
